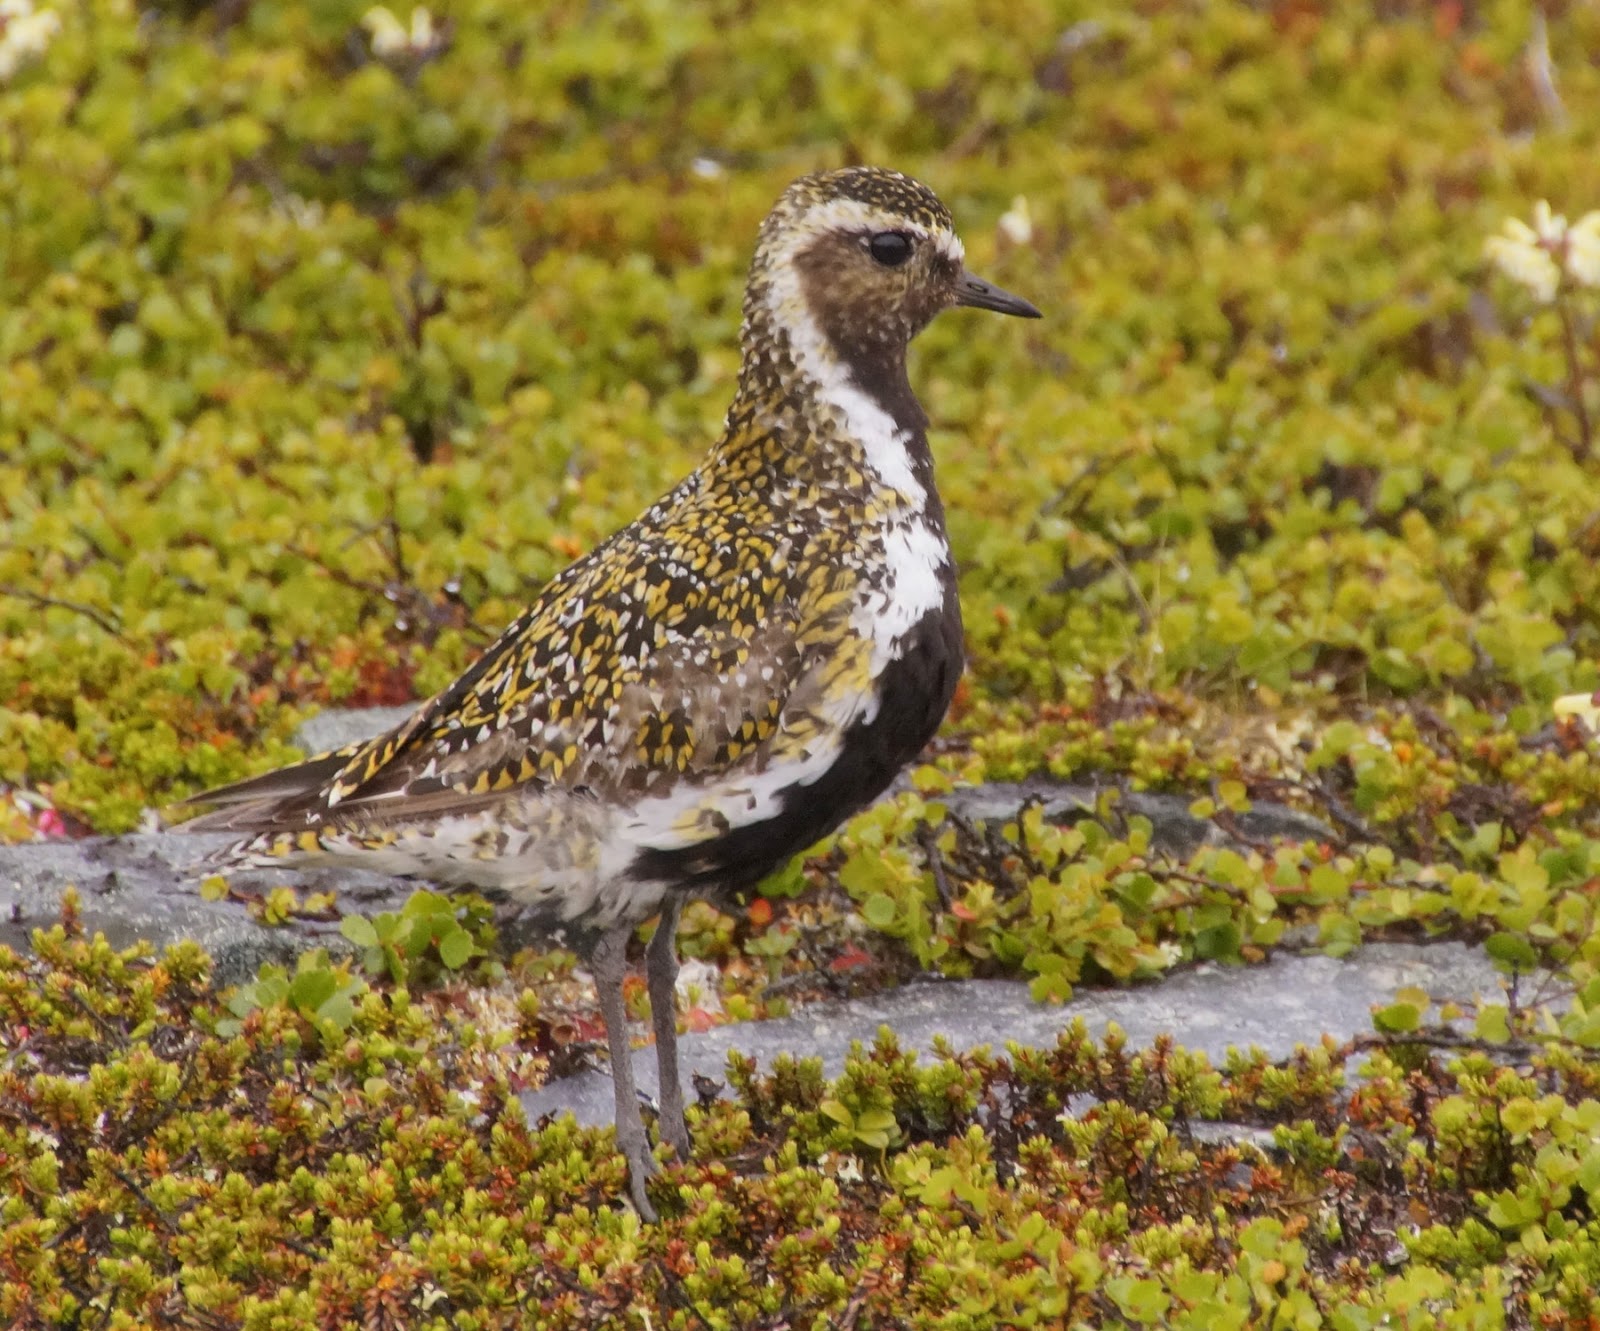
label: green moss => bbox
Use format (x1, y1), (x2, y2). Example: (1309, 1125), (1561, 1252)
(5, 0), (1600, 837)
(7, 922), (1600, 1327)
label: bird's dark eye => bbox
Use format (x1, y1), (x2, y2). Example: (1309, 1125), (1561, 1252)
(867, 231), (914, 267)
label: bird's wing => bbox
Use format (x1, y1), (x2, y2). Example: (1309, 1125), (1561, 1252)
(179, 510), (869, 842)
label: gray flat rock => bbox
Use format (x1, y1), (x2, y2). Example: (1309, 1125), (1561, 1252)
(0, 834), (420, 983)
(0, 707), (414, 982)
(0, 706), (1337, 988)
(292, 705), (413, 755)
(519, 941), (1508, 1126)
(934, 777), (1332, 858)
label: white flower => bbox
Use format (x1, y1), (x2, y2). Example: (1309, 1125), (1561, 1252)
(362, 7), (407, 56)
(1486, 210), (1561, 303)
(362, 5), (436, 59)
(0, 0), (61, 83)
(1486, 200), (1600, 301)
(1531, 198), (1568, 246)
(997, 195), (1033, 247)
(1554, 692), (1600, 730)
(408, 6), (436, 49)
(279, 194), (325, 229)
(1566, 212), (1600, 289)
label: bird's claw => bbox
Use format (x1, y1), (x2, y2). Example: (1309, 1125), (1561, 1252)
(617, 1134), (660, 1221)
(658, 1111), (691, 1162)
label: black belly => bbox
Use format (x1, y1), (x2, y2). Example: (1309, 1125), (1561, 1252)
(631, 596), (965, 896)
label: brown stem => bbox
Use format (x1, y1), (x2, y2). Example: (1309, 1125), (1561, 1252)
(0, 584), (127, 640)
(1556, 296), (1593, 460)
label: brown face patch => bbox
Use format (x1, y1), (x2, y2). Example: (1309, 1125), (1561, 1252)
(792, 228), (960, 374)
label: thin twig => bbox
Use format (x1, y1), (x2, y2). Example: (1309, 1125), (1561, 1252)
(1556, 297), (1593, 459)
(0, 584), (127, 640)
(1525, 11), (1567, 130)
(1348, 1030), (1543, 1060)
(110, 1168), (178, 1235)
(914, 823), (954, 911)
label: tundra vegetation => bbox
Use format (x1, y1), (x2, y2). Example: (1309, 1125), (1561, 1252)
(4, 0), (1600, 1325)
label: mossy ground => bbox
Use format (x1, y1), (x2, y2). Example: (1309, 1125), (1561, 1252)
(6, 0), (1600, 1324)
(7, 912), (1600, 1328)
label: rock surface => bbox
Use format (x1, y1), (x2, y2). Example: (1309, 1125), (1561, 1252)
(0, 707), (1510, 1134)
(291, 705), (413, 756)
(1, 708), (1335, 982)
(0, 833), (422, 981)
(519, 941), (1512, 1127)
(935, 775), (1332, 858)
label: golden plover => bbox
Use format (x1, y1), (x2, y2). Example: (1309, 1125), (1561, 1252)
(182, 166), (1040, 1218)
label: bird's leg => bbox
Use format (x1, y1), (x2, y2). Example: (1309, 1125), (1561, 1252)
(591, 921), (658, 1221)
(645, 895), (690, 1160)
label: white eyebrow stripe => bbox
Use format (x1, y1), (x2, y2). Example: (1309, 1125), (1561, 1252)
(932, 230), (965, 265)
(784, 197), (963, 266)
(792, 197), (902, 235)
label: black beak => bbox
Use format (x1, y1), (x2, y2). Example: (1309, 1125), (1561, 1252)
(953, 271), (1042, 319)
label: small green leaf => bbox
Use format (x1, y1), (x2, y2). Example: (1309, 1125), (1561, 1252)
(1373, 1002), (1420, 1034)
(919, 1166), (958, 1203)
(1105, 1276), (1170, 1325)
(861, 893), (897, 929)
(1500, 1097), (1541, 1140)
(340, 916), (379, 947)
(438, 929), (474, 969)
(316, 992), (356, 1033)
(819, 1099), (854, 1127)
(1217, 779), (1250, 812)
(1475, 1004), (1511, 1044)
(289, 968), (337, 1012)
(1484, 932), (1539, 972)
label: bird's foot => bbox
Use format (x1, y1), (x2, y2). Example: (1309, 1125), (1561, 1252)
(657, 1104), (691, 1162)
(617, 1128), (660, 1222)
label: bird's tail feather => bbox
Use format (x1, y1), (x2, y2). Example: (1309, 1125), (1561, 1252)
(171, 744), (361, 835)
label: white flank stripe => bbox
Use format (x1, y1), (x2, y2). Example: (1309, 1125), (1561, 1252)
(622, 733), (846, 854)
(878, 519), (947, 619)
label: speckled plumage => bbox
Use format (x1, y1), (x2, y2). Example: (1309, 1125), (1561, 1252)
(182, 166), (1039, 1217)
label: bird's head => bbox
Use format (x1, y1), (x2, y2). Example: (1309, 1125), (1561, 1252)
(742, 166), (1040, 391)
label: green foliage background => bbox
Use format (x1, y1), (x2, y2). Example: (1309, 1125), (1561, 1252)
(7, 0), (1600, 1325)
(6, 0), (1600, 834)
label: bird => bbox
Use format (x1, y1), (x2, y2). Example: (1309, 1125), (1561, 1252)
(179, 166), (1040, 1219)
